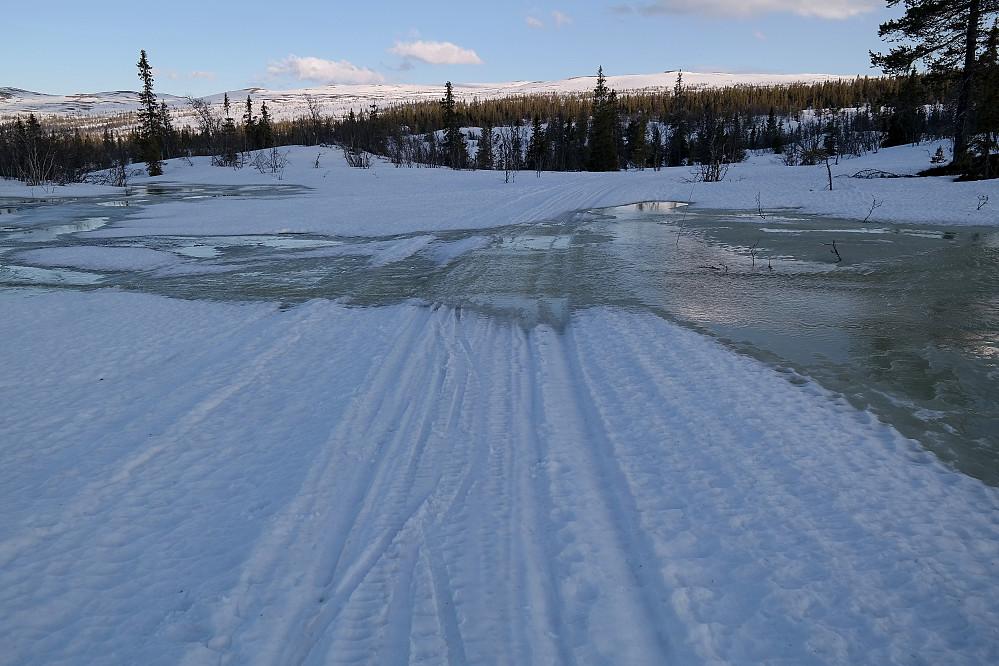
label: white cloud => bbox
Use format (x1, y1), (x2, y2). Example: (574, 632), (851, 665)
(388, 40), (484, 65)
(266, 55), (387, 85)
(150, 67), (216, 82)
(634, 0), (879, 19)
(754, 30), (768, 40)
(526, 10), (574, 29)
(152, 67), (180, 81)
(552, 10), (573, 27)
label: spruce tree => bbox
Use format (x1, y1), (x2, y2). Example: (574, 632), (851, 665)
(440, 81), (468, 169)
(136, 50), (163, 176)
(649, 123), (665, 170)
(476, 121), (496, 170)
(626, 115), (650, 170)
(882, 70), (928, 147)
(159, 101), (174, 159)
(871, 0), (999, 164)
(243, 95), (257, 150)
(971, 21), (999, 176)
(215, 92), (240, 167)
(666, 72), (691, 167)
(365, 104), (387, 155)
(527, 114), (547, 175)
(258, 102), (273, 148)
(587, 67), (619, 171)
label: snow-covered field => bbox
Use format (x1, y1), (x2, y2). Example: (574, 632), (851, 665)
(2, 145), (998, 665)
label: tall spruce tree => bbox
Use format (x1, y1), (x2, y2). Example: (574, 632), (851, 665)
(871, 0), (999, 165)
(136, 50), (163, 176)
(243, 95), (257, 150)
(587, 67), (619, 171)
(440, 82), (468, 169)
(215, 93), (240, 167)
(258, 102), (273, 148)
(666, 72), (691, 167)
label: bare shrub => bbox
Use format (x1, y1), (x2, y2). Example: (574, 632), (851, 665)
(252, 148), (289, 177)
(343, 147), (371, 169)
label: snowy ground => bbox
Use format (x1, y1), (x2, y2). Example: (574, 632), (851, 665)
(1, 145), (998, 665)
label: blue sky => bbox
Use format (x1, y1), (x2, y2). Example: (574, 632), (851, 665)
(3, 1), (896, 96)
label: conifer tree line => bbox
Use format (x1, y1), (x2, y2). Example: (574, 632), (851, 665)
(0, 70), (952, 183)
(306, 68), (955, 176)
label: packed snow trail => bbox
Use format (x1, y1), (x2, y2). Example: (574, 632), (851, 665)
(1, 292), (998, 665)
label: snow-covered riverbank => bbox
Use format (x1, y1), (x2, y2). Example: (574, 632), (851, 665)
(2, 146), (998, 664)
(2, 142), (997, 234)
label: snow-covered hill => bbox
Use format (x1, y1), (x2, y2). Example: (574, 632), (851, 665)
(0, 71), (861, 126)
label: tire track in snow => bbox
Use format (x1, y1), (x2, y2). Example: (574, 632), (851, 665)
(193, 305), (481, 664)
(571, 308), (999, 664)
(561, 321), (701, 663)
(190, 305), (705, 665)
(505, 325), (574, 666)
(528, 323), (673, 664)
(570, 309), (844, 663)
(190, 306), (605, 665)
(420, 526), (468, 666)
(407, 312), (514, 665)
(302, 306), (477, 664)
(185, 304), (432, 662)
(308, 309), (481, 663)
(173, 301), (999, 665)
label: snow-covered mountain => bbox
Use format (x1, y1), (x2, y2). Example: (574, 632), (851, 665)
(0, 71), (860, 127)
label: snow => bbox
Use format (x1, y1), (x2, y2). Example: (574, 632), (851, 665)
(1, 71), (860, 125)
(2, 143), (999, 665)
(4, 142), (989, 242)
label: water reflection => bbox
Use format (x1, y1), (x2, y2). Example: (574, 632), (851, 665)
(0, 190), (996, 485)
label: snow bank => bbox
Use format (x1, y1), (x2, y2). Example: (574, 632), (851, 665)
(104, 143), (998, 239)
(3, 143), (996, 234)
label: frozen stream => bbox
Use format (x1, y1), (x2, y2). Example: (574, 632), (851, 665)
(1, 188), (997, 484)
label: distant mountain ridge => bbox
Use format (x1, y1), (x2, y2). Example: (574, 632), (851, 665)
(0, 71), (862, 125)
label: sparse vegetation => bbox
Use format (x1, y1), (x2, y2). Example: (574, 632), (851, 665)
(864, 195), (884, 222)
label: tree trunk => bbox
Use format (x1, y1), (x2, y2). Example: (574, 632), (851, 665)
(955, 0), (983, 161)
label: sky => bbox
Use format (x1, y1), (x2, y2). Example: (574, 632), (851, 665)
(2, 1), (898, 97)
